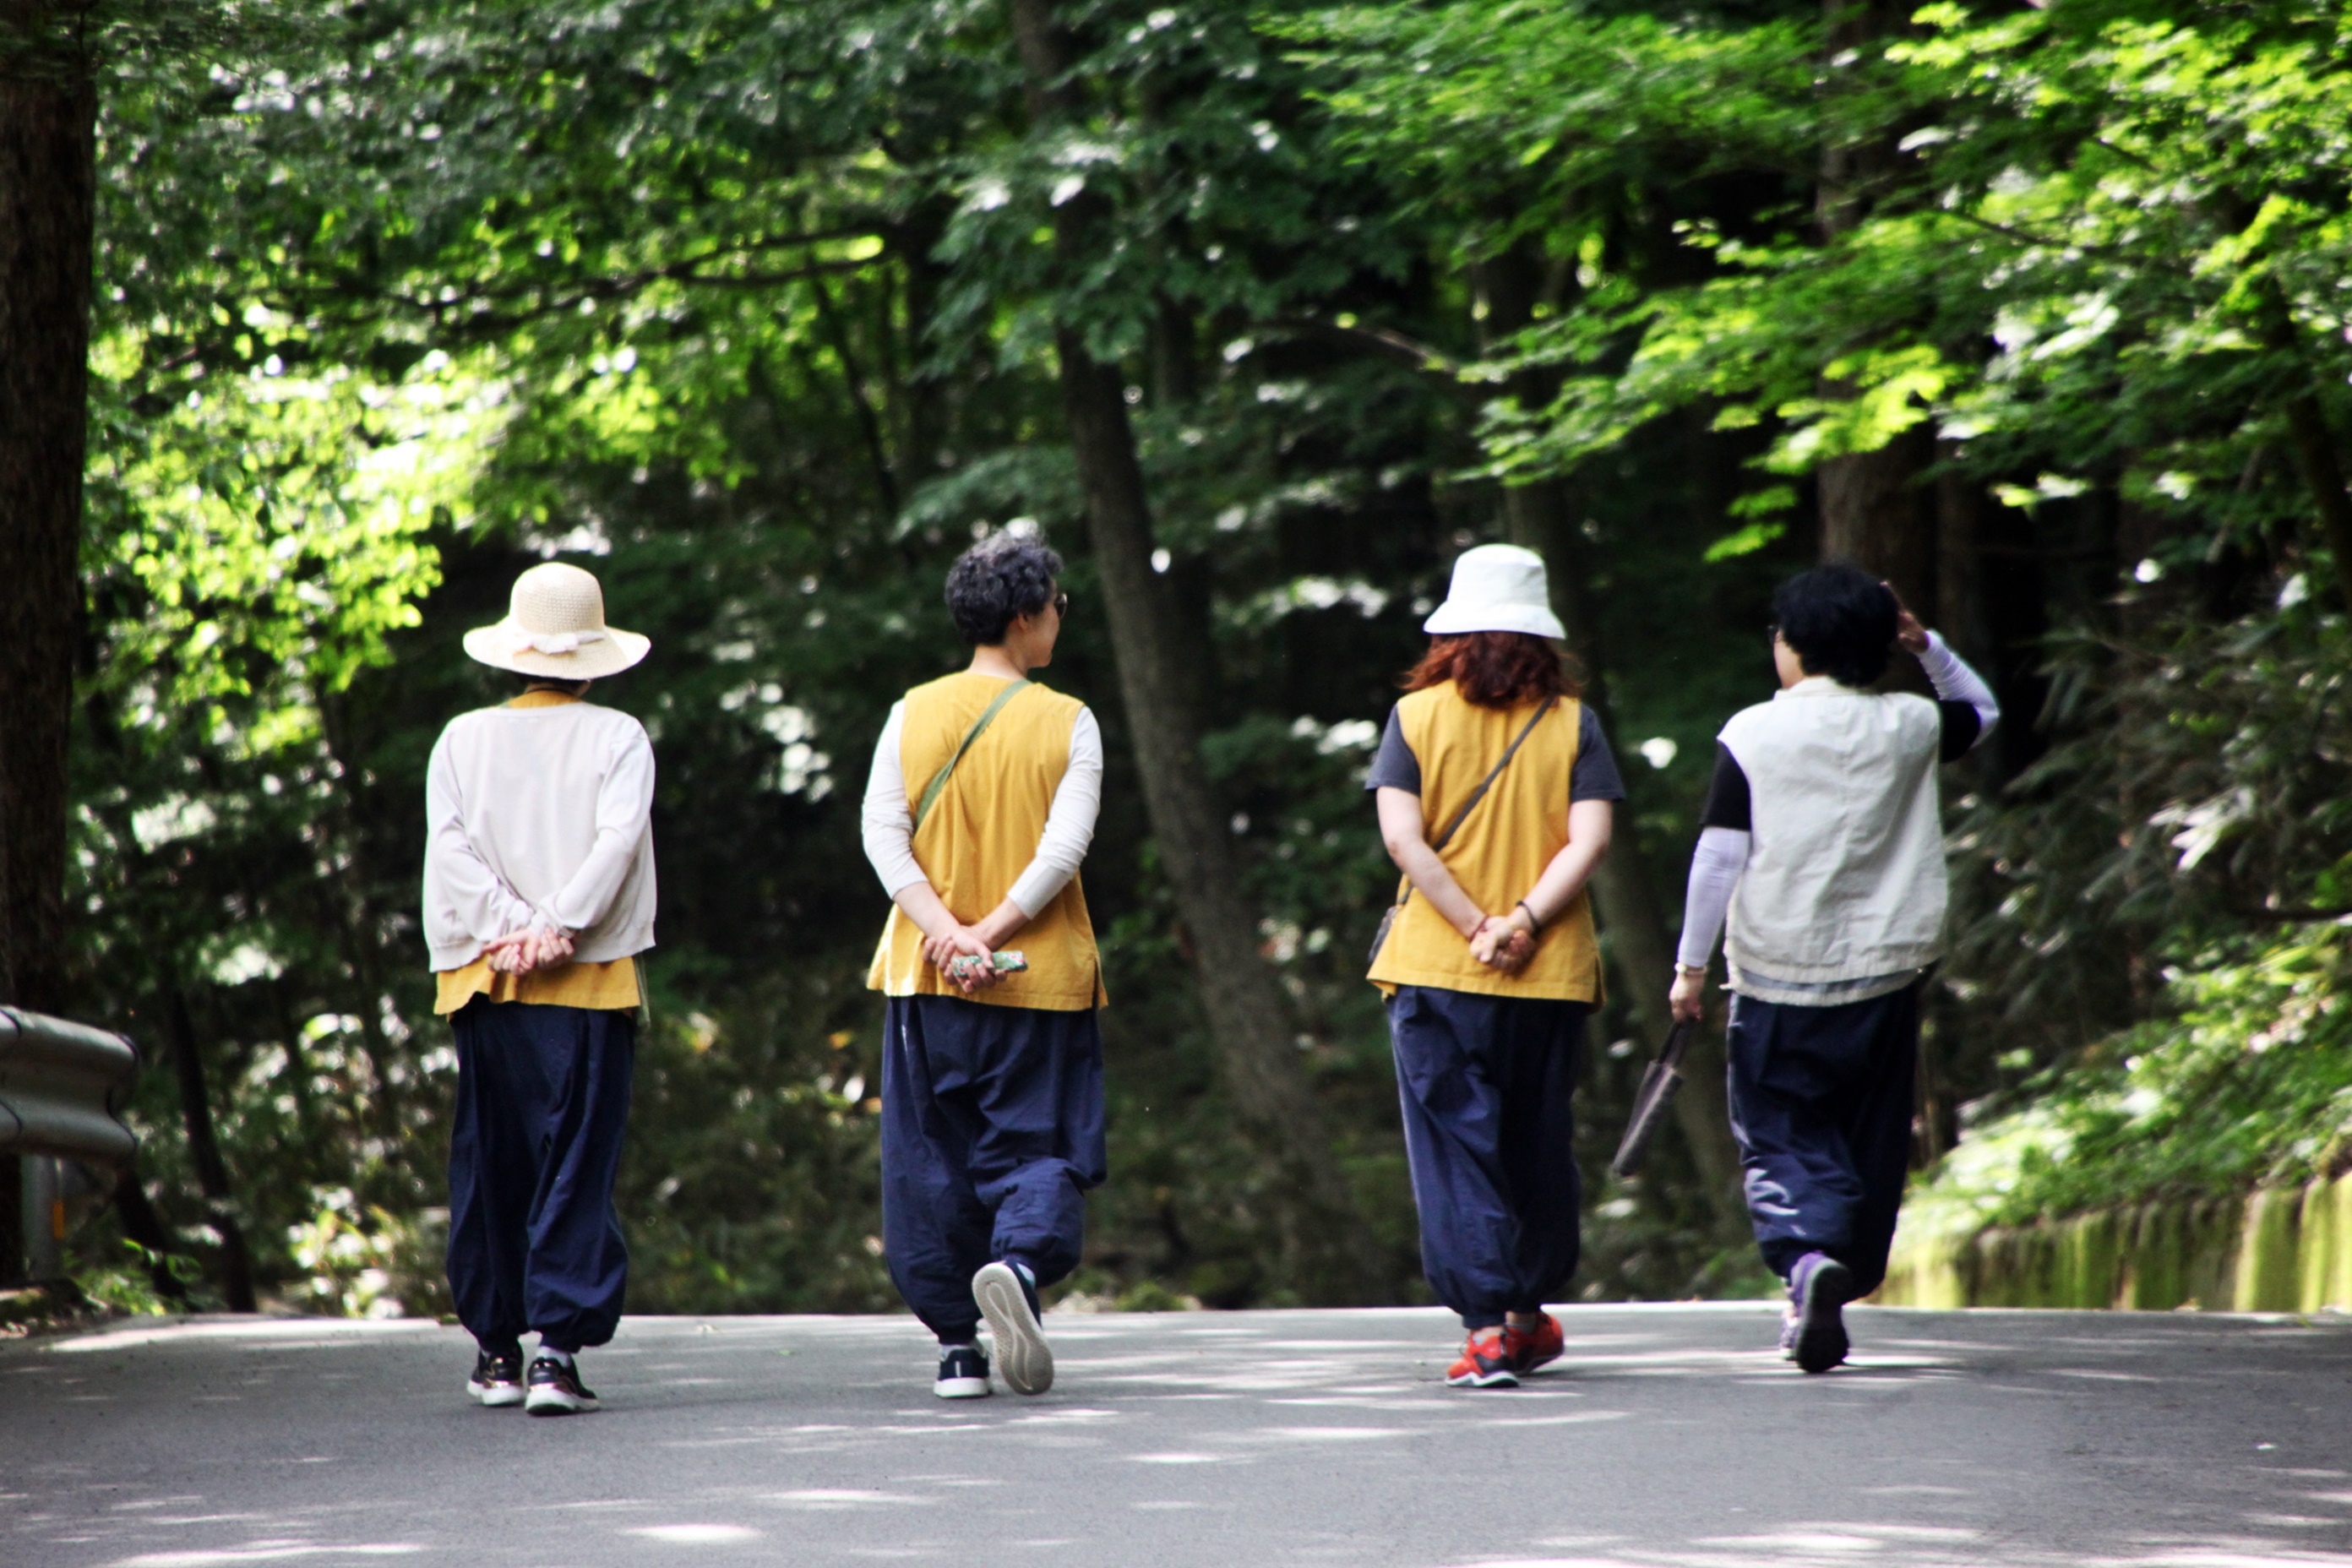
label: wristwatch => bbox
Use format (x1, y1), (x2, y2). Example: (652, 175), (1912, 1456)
(1673, 962), (1707, 978)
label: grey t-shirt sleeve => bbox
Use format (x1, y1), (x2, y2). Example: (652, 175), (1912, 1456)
(1363, 701), (1626, 803)
(1364, 705), (1419, 793)
(1570, 705), (1626, 803)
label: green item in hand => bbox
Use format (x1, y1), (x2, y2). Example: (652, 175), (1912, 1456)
(945, 950), (1027, 983)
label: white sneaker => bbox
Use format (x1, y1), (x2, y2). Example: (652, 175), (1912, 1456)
(972, 1261), (1053, 1396)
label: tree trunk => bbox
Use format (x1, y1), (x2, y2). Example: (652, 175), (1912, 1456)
(0, 10), (91, 1020)
(1815, 1), (1933, 607)
(0, 5), (98, 1287)
(161, 983), (259, 1311)
(1004, 0), (1384, 1302)
(110, 1164), (193, 1305)
(1818, 427), (1935, 609)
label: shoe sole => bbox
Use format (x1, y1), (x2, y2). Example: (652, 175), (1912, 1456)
(934, 1376), (993, 1400)
(973, 1263), (1054, 1396)
(1446, 1367), (1520, 1388)
(468, 1384), (525, 1407)
(525, 1391), (600, 1416)
(1794, 1259), (1854, 1375)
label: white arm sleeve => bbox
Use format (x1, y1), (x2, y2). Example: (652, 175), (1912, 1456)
(1920, 629), (2000, 743)
(424, 732), (541, 945)
(542, 724), (657, 934)
(859, 701), (929, 899)
(1007, 708), (1103, 917)
(1675, 825), (1751, 971)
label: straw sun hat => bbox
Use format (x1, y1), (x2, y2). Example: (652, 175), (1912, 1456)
(463, 562), (651, 680)
(1421, 543), (1567, 640)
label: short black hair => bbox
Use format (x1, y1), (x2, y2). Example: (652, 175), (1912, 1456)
(1772, 564), (1897, 688)
(945, 532), (1062, 645)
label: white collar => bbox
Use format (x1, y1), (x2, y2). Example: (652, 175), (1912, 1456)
(1773, 676), (1863, 700)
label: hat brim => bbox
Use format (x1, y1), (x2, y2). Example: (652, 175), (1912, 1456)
(463, 622), (651, 679)
(1422, 602), (1567, 640)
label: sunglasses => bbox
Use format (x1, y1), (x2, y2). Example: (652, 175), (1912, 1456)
(1052, 591), (1070, 618)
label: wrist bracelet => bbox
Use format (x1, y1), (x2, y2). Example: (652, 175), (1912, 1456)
(1674, 961), (1707, 977)
(1516, 899), (1543, 931)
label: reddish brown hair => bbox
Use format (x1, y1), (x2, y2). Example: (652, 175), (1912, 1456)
(1403, 632), (1579, 710)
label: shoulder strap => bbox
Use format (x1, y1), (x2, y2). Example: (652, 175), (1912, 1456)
(1429, 697), (1557, 852)
(912, 680), (1032, 834)
(1386, 697), (1559, 917)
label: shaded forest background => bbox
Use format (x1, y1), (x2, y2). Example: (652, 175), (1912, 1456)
(9, 0), (2352, 1316)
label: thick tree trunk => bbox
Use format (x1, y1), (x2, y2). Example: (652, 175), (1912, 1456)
(0, 6), (98, 1286)
(1818, 427), (1935, 608)
(1815, 1), (1933, 607)
(1005, 0), (1383, 1301)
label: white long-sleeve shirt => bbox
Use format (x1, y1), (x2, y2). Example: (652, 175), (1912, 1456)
(860, 702), (1102, 918)
(422, 699), (657, 970)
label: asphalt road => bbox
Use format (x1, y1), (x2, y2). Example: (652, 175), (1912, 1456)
(5, 1304), (2351, 1568)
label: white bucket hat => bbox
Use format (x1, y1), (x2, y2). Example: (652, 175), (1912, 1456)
(463, 562), (651, 680)
(1421, 544), (1566, 640)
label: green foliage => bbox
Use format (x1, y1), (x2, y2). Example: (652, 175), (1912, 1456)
(1907, 922), (2352, 1245)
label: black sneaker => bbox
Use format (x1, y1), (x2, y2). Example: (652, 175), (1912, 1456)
(972, 1260), (1053, 1396)
(524, 1354), (600, 1416)
(1789, 1253), (1854, 1375)
(935, 1344), (992, 1400)
(467, 1348), (525, 1407)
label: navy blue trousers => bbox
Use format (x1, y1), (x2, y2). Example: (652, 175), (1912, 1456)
(880, 995), (1106, 1342)
(1388, 984), (1586, 1331)
(446, 999), (635, 1354)
(1725, 983), (1920, 1294)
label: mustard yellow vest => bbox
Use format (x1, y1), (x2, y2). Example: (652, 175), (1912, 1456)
(867, 672), (1105, 1010)
(1366, 683), (1604, 1002)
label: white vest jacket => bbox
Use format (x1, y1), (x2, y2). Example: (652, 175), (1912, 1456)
(1719, 678), (1946, 988)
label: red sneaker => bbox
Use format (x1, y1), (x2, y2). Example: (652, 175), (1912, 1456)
(1445, 1326), (1519, 1388)
(1504, 1312), (1564, 1375)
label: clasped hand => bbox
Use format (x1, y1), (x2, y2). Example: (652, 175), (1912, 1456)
(1467, 913), (1535, 975)
(483, 925), (573, 975)
(924, 926), (1006, 996)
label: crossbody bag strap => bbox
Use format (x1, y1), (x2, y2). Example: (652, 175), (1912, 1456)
(912, 679), (1032, 834)
(1391, 696), (1559, 912)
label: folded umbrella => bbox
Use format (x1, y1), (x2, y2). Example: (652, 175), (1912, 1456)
(1609, 1017), (1696, 1179)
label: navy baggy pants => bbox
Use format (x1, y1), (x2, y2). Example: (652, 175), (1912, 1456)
(1724, 982), (1920, 1294)
(446, 999), (635, 1354)
(1388, 984), (1587, 1331)
(880, 995), (1106, 1342)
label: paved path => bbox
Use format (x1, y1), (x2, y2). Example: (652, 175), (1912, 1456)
(4, 1304), (2351, 1567)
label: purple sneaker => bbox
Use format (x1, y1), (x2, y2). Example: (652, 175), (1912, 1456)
(1788, 1252), (1853, 1375)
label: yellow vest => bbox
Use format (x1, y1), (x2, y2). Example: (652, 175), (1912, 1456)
(867, 672), (1105, 1010)
(1365, 683), (1604, 1002)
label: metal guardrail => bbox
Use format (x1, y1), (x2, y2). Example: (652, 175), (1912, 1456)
(0, 1008), (139, 1166)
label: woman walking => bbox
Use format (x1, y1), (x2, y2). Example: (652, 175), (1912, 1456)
(425, 561), (656, 1416)
(1366, 544), (1622, 1387)
(1669, 564), (1997, 1374)
(861, 531), (1106, 1399)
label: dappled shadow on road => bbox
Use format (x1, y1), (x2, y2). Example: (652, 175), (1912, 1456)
(3, 1306), (2349, 1567)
